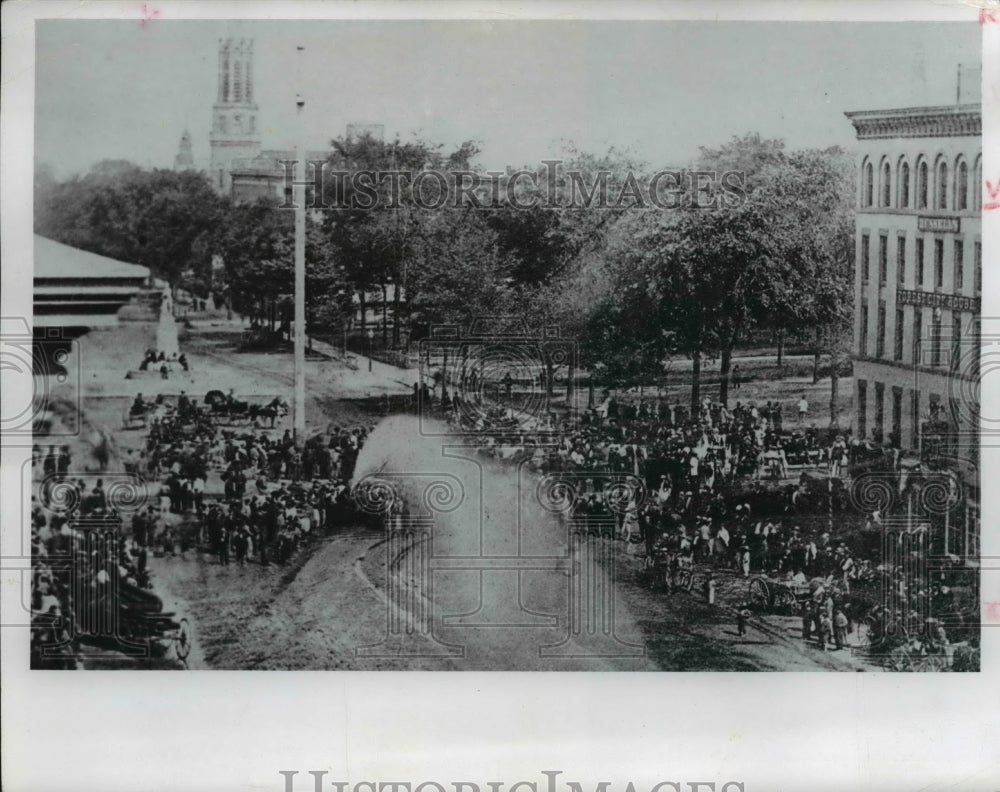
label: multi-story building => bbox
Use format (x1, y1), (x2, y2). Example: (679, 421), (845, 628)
(208, 38), (262, 196)
(844, 102), (981, 557)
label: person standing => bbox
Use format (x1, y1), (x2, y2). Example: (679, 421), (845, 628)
(833, 609), (849, 650)
(131, 508), (149, 548)
(736, 604), (751, 638)
(703, 573), (716, 605)
(819, 612), (834, 651)
(801, 603), (813, 642)
(738, 544), (751, 577)
(797, 394), (809, 423)
(218, 515), (231, 566)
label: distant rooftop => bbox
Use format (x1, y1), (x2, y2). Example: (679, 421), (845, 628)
(844, 103), (981, 140)
(35, 235), (151, 281)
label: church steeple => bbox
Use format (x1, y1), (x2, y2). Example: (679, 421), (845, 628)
(174, 128), (194, 171)
(209, 37), (261, 195)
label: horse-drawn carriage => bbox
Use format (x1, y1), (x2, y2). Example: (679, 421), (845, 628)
(75, 576), (192, 665)
(204, 390), (288, 426)
(748, 575), (816, 613)
(642, 547), (695, 593)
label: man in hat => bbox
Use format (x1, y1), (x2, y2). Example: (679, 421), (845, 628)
(736, 603), (751, 637)
(833, 608), (849, 650)
(738, 544), (751, 577)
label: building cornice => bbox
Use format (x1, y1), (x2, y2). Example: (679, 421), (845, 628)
(845, 104), (981, 140)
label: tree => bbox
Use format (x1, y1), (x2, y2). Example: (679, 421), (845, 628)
(214, 195), (351, 335)
(35, 162), (225, 292)
(320, 133), (482, 347)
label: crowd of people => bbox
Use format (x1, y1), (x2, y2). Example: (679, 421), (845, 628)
(430, 388), (970, 660)
(27, 373), (972, 668)
(29, 476), (154, 669)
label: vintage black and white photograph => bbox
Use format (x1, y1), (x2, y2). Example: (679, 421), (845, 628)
(19, 14), (985, 673)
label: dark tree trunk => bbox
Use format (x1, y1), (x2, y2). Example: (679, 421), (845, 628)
(441, 347), (448, 402)
(392, 282), (401, 348)
(690, 350), (701, 414)
(777, 331), (784, 367)
(381, 283), (388, 349)
(719, 346), (732, 407)
(829, 341), (840, 427)
(812, 325), (821, 384)
(359, 289), (367, 336)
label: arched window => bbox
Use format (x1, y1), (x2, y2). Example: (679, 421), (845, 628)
(974, 155), (982, 209)
(918, 160), (928, 209)
(898, 160), (910, 208)
(233, 61), (243, 103)
(936, 160), (948, 210)
(881, 161), (892, 207)
(863, 161), (873, 208)
(957, 160), (969, 211)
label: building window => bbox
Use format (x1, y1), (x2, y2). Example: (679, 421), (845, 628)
(878, 235), (888, 284)
(975, 241), (982, 293)
(934, 239), (944, 288)
(972, 315), (981, 381)
(860, 300), (869, 356)
(897, 236), (906, 284)
(899, 161), (910, 208)
(233, 61), (243, 103)
(881, 161), (891, 207)
(974, 157), (982, 209)
(891, 387), (903, 449)
(918, 161), (929, 209)
(951, 313), (962, 373)
(931, 312), (942, 367)
(876, 301), (886, 358)
(913, 309), (922, 365)
(894, 308), (904, 360)
(857, 379), (868, 441)
(863, 162), (873, 208)
(957, 160), (968, 210)
(936, 161), (948, 210)
(910, 390), (920, 449)
(861, 234), (870, 282)
(954, 240), (964, 291)
(916, 238), (924, 286)
(874, 382), (885, 442)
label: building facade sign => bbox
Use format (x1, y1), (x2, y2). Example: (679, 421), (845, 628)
(917, 215), (961, 233)
(897, 288), (980, 312)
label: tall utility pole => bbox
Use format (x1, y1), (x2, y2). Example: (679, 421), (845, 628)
(293, 45), (307, 446)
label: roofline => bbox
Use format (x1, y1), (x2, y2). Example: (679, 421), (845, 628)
(844, 103), (981, 120)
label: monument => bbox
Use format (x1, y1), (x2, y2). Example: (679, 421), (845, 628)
(155, 290), (180, 358)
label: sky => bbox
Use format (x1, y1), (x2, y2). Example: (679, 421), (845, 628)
(34, 19), (983, 179)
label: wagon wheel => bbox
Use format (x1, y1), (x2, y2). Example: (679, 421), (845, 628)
(889, 644), (912, 671)
(749, 578), (769, 610)
(774, 588), (798, 614)
(174, 618), (191, 663)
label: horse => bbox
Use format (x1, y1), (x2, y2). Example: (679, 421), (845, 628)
(249, 397), (289, 428)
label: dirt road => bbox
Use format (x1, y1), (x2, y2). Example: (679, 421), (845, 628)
(64, 319), (874, 671)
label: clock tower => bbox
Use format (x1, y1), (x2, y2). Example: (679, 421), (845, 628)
(208, 37), (261, 196)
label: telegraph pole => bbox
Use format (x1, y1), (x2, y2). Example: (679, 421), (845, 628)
(293, 45), (307, 446)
